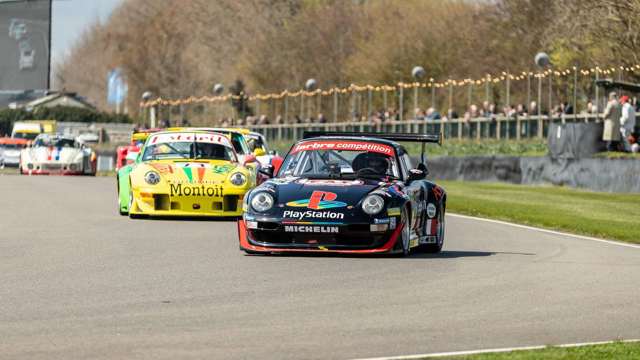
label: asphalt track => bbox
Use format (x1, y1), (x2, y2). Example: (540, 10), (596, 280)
(1, 175), (639, 360)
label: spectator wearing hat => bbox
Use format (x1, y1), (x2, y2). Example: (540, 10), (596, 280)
(602, 92), (622, 151)
(620, 95), (636, 152)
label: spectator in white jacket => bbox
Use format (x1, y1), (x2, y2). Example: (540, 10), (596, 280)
(620, 95), (636, 152)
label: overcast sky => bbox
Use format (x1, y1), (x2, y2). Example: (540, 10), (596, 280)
(51, 0), (124, 64)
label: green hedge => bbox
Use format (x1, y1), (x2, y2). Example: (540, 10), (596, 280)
(0, 106), (132, 136)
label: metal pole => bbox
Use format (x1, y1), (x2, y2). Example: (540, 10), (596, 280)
(299, 93), (304, 121)
(595, 69), (600, 118)
(526, 73), (531, 110)
(333, 90), (338, 122)
(413, 85), (418, 119)
(383, 88), (388, 110)
(573, 67), (578, 121)
(399, 86), (404, 122)
(485, 77), (490, 104)
(548, 72), (552, 121)
(448, 82), (453, 114)
(351, 90), (356, 121)
(284, 95), (289, 124)
(506, 73), (511, 108)
(431, 84), (435, 109)
(256, 99), (260, 117)
(367, 88), (372, 120)
(537, 74), (543, 138)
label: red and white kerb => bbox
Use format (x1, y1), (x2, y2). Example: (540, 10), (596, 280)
(291, 141), (395, 156)
(149, 133), (232, 148)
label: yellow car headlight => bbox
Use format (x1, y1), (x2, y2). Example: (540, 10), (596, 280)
(230, 172), (247, 186)
(144, 171), (161, 185)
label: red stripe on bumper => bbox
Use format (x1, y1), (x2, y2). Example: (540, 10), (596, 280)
(237, 219), (404, 254)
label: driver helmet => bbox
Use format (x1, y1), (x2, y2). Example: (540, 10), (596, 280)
(352, 152), (390, 175)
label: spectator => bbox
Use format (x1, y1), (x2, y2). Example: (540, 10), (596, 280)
(563, 101), (573, 115)
(160, 119), (171, 128)
(484, 103), (496, 119)
(426, 107), (441, 120)
(447, 108), (458, 120)
(318, 113), (328, 123)
(583, 101), (596, 115)
(293, 115), (302, 124)
(275, 115), (284, 124)
(620, 95), (636, 152)
(258, 115), (270, 125)
(629, 133), (639, 153)
(529, 101), (539, 116)
(469, 104), (480, 118)
(481, 101), (491, 117)
(515, 103), (526, 116)
(181, 118), (191, 127)
(602, 92), (622, 151)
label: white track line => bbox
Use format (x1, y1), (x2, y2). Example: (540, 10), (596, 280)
(354, 339), (640, 360)
(447, 213), (640, 249)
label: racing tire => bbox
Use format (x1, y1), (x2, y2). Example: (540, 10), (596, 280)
(398, 206), (411, 257)
(419, 204), (445, 253)
(117, 180), (127, 216)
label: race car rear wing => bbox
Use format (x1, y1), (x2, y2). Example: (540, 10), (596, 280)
(302, 131), (442, 164)
(302, 131), (442, 145)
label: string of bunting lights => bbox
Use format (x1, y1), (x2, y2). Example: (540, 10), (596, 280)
(140, 64), (640, 108)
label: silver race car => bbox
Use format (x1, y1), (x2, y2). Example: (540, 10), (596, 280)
(20, 134), (97, 176)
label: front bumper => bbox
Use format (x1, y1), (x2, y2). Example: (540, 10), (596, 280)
(23, 169), (84, 176)
(21, 162), (88, 175)
(129, 187), (247, 217)
(1, 156), (20, 166)
(237, 219), (404, 254)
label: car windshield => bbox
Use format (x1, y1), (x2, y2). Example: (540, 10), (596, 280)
(34, 138), (76, 148)
(279, 140), (399, 180)
(14, 132), (38, 140)
(142, 141), (235, 161)
(1, 144), (22, 149)
(247, 135), (267, 151)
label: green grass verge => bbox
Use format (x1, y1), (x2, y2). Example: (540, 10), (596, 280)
(440, 180), (640, 244)
(431, 341), (640, 359)
(269, 139), (548, 157)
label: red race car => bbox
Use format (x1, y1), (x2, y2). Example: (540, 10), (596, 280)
(115, 128), (162, 170)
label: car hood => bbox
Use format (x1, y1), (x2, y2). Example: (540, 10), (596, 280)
(267, 177), (384, 206)
(249, 177), (402, 223)
(132, 160), (250, 186)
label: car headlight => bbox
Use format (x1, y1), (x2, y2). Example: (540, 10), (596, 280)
(362, 194), (385, 215)
(250, 192), (274, 212)
(230, 172), (247, 186)
(144, 171), (161, 185)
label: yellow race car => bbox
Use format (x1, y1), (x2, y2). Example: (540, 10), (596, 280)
(122, 130), (256, 218)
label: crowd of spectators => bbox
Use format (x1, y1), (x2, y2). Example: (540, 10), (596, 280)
(149, 95), (639, 153)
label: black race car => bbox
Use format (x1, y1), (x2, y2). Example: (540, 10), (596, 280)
(238, 132), (446, 256)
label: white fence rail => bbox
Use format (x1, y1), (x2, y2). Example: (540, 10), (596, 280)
(237, 113), (606, 142)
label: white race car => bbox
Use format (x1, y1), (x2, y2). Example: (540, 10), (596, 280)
(20, 134), (97, 176)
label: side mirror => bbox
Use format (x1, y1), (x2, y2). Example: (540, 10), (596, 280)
(253, 148), (266, 156)
(242, 153), (257, 165)
(408, 168), (427, 182)
(259, 164), (275, 178)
